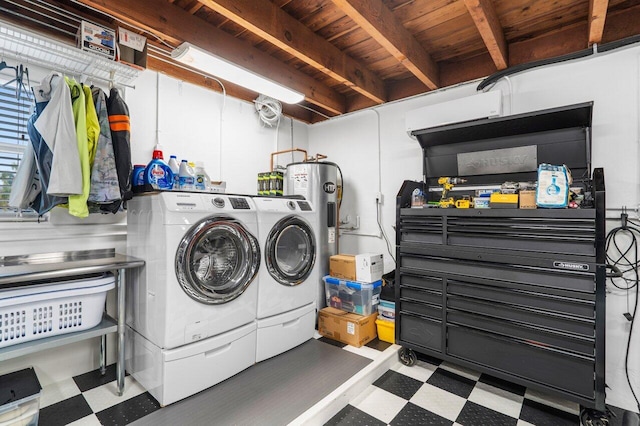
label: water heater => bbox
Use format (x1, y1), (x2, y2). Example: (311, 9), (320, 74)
(285, 161), (339, 309)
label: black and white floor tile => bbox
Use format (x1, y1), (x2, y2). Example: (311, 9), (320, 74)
(37, 336), (627, 426)
(324, 352), (627, 426)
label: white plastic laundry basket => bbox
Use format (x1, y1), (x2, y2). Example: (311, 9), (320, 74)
(0, 273), (115, 348)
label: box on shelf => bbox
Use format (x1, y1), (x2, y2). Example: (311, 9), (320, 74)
(0, 367), (42, 426)
(117, 27), (147, 70)
(329, 253), (383, 282)
(323, 275), (381, 315)
(375, 319), (395, 344)
(317, 307), (377, 347)
(519, 190), (537, 209)
(489, 193), (518, 209)
(377, 300), (395, 322)
(77, 21), (116, 60)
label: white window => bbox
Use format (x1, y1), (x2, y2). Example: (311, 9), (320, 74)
(0, 73), (39, 220)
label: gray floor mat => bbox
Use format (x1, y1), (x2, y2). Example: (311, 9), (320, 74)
(131, 339), (371, 426)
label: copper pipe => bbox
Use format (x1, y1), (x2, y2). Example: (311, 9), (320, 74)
(270, 148), (307, 171)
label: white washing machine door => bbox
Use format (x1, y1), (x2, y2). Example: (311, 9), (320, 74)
(265, 215), (316, 286)
(175, 216), (260, 304)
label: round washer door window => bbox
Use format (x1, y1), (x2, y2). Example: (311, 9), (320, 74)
(175, 217), (260, 304)
(266, 216), (316, 286)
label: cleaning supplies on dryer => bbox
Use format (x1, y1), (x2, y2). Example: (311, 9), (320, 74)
(167, 155), (180, 189)
(178, 159), (195, 191)
(194, 162), (210, 191)
(144, 145), (173, 190)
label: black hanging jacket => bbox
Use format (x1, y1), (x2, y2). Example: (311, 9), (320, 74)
(106, 88), (132, 208)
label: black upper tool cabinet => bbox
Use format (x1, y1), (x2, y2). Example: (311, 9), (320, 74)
(395, 102), (606, 411)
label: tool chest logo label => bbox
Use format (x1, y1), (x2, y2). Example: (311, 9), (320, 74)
(457, 146), (537, 175)
(553, 261), (589, 271)
(323, 182), (336, 193)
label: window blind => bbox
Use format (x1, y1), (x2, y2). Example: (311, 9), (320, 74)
(0, 81), (37, 218)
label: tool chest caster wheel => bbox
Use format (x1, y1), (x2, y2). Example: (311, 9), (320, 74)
(399, 347), (417, 366)
(580, 408), (610, 426)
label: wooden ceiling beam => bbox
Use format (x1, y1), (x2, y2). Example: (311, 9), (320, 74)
(588, 0), (610, 45)
(463, 0), (508, 70)
(331, 0), (440, 90)
(196, 0), (387, 104)
(75, 0), (346, 115)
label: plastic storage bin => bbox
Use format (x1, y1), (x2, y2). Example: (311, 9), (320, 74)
(375, 319), (395, 344)
(323, 275), (382, 315)
(0, 273), (115, 348)
(0, 367), (42, 426)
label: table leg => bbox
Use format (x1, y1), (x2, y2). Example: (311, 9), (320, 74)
(100, 335), (107, 375)
(117, 268), (126, 396)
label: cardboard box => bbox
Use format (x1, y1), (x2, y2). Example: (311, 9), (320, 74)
(356, 253), (383, 282)
(519, 190), (537, 209)
(330, 253), (383, 282)
(77, 21), (115, 60)
(117, 27), (147, 70)
(317, 307), (377, 347)
(330, 254), (356, 280)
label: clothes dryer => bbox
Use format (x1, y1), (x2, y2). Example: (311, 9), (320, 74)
(253, 197), (318, 362)
(126, 192), (260, 405)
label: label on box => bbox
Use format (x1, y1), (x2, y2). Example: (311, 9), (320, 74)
(372, 294), (380, 305)
(118, 27), (146, 51)
(79, 21), (115, 59)
(347, 322), (355, 335)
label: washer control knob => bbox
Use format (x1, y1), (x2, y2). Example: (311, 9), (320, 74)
(287, 200), (296, 210)
(212, 197), (225, 208)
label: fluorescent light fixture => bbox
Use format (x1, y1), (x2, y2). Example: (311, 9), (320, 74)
(171, 42), (305, 104)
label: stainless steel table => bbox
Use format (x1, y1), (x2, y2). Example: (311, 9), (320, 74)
(0, 249), (144, 396)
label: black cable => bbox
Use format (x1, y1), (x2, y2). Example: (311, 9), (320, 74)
(606, 221), (640, 411)
(376, 199), (395, 263)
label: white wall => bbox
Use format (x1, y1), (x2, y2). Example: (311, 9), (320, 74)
(308, 45), (640, 412)
(127, 71), (308, 193)
(1, 67), (308, 385)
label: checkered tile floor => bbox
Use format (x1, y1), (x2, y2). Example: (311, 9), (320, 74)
(37, 335), (627, 425)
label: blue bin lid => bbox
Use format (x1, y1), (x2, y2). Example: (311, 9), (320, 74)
(323, 275), (382, 289)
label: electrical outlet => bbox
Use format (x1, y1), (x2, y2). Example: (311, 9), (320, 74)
(376, 192), (383, 204)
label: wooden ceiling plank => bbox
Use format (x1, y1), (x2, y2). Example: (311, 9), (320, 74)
(195, 0), (387, 103)
(330, 0), (440, 89)
(74, 0), (346, 115)
(187, 2), (204, 15)
(589, 0), (610, 45)
(464, 0), (508, 69)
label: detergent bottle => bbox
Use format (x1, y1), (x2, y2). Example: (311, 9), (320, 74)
(194, 161), (210, 192)
(167, 155), (180, 189)
(178, 159), (195, 191)
(144, 145), (173, 190)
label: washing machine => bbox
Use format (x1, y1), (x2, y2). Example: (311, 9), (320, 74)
(126, 192), (260, 405)
(253, 197), (319, 362)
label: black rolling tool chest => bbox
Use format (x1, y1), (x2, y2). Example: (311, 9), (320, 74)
(395, 102), (606, 411)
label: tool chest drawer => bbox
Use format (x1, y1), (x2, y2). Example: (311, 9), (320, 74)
(399, 209), (597, 257)
(447, 296), (595, 337)
(448, 325), (595, 399)
(399, 314), (441, 352)
(447, 310), (595, 356)
(399, 287), (441, 306)
(447, 280), (595, 320)
(399, 273), (442, 292)
(401, 255), (595, 294)
(399, 300), (441, 320)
